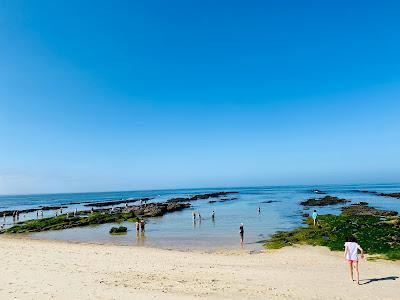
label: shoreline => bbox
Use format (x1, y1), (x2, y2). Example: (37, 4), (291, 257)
(0, 234), (264, 255)
(1, 236), (399, 299)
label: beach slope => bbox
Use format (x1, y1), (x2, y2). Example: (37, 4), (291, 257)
(0, 237), (398, 299)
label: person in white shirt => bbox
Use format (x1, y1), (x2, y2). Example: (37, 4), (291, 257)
(344, 235), (364, 285)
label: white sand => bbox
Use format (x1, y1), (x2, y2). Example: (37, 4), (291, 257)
(0, 237), (398, 299)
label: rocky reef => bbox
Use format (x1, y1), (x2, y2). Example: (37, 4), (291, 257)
(300, 195), (350, 206)
(3, 212), (137, 234)
(341, 202), (398, 217)
(263, 203), (400, 260)
(357, 190), (400, 199)
(2, 200), (190, 234)
(167, 192), (238, 203)
(0, 205), (68, 217)
(83, 197), (152, 207)
(125, 202), (190, 217)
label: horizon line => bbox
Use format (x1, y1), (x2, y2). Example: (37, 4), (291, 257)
(0, 181), (399, 198)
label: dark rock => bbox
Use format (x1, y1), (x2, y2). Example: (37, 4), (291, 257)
(261, 200), (279, 204)
(219, 197), (238, 202)
(341, 203), (398, 217)
(356, 190), (400, 199)
(167, 192), (238, 203)
(300, 196), (350, 206)
(378, 192), (400, 199)
(127, 202), (190, 217)
(84, 197), (151, 207)
(40, 206), (67, 211)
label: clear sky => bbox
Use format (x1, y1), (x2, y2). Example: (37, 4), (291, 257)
(0, 1), (399, 194)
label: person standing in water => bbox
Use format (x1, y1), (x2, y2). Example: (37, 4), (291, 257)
(135, 220), (140, 232)
(344, 235), (364, 285)
(140, 219), (145, 232)
(258, 206), (261, 214)
(211, 210), (215, 219)
(239, 223), (244, 244)
(312, 210), (318, 226)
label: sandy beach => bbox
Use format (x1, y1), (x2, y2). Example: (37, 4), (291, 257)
(0, 237), (398, 299)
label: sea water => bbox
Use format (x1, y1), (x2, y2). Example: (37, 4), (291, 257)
(1, 184), (399, 251)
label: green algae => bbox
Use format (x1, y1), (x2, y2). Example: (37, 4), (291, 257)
(3, 212), (137, 234)
(263, 215), (400, 261)
(109, 226), (128, 234)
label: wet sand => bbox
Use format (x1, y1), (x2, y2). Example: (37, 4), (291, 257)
(0, 236), (399, 299)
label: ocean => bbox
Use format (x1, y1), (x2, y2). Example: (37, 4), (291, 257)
(1, 183), (399, 251)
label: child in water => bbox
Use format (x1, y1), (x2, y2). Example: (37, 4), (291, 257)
(136, 221), (140, 232)
(344, 235), (364, 285)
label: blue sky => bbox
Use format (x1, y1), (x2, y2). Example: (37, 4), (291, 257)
(0, 1), (399, 194)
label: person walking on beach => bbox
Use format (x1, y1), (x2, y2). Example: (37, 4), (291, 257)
(211, 210), (215, 220)
(312, 210), (318, 226)
(192, 211), (196, 221)
(239, 223), (244, 244)
(344, 235), (364, 285)
(3, 213), (6, 223)
(36, 211), (39, 219)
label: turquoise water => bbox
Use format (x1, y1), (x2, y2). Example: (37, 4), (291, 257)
(1, 184), (399, 251)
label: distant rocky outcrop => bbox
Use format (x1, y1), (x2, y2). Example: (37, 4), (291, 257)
(84, 197), (152, 207)
(219, 198), (238, 202)
(167, 192), (238, 203)
(356, 190), (400, 199)
(300, 195), (350, 206)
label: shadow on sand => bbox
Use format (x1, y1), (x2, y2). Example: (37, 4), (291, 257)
(359, 276), (398, 285)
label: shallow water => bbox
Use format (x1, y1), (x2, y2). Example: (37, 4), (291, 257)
(1, 184), (399, 251)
